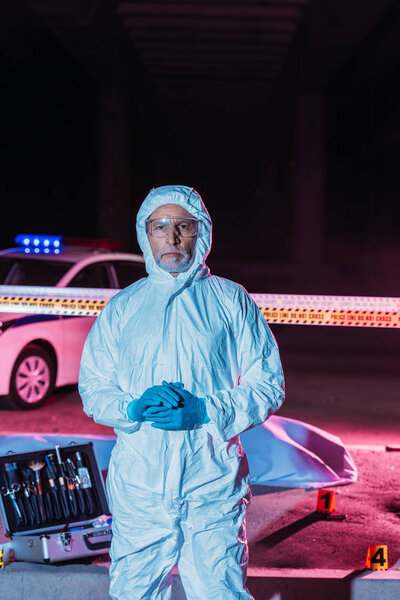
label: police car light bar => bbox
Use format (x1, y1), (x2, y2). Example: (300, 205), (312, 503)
(15, 234), (63, 255)
(0, 286), (399, 328)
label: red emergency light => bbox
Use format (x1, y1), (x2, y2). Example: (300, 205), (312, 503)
(63, 237), (122, 252)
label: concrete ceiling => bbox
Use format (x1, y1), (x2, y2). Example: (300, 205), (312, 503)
(6, 0), (398, 106)
(117, 0), (307, 84)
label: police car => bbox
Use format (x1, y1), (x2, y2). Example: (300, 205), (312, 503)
(0, 234), (145, 409)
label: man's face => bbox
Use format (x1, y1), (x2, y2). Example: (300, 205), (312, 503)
(147, 203), (198, 276)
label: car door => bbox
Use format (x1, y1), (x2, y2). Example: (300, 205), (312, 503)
(111, 259), (146, 290)
(61, 262), (115, 384)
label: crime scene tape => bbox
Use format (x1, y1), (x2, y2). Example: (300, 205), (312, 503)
(0, 286), (399, 328)
(0, 286), (115, 317)
(251, 293), (400, 328)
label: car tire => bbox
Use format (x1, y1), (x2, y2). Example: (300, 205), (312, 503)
(7, 345), (55, 410)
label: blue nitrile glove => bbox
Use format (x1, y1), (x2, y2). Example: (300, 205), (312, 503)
(127, 384), (181, 422)
(141, 381), (185, 422)
(145, 381), (210, 430)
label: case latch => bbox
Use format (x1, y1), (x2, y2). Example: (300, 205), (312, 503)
(60, 531), (72, 552)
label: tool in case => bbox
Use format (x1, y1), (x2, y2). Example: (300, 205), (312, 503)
(0, 441), (112, 563)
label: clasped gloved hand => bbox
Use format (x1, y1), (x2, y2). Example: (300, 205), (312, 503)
(143, 381), (210, 430)
(127, 383), (181, 422)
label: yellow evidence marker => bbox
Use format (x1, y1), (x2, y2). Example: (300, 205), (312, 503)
(365, 545), (388, 570)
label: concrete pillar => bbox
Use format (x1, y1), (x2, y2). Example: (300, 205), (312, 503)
(292, 94), (325, 264)
(98, 87), (132, 250)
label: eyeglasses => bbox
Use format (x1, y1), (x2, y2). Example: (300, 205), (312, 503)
(145, 217), (199, 238)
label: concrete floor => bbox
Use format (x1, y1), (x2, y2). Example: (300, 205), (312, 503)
(0, 324), (399, 597)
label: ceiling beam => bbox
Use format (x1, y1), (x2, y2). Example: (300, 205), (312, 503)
(141, 54), (282, 65)
(139, 51), (284, 63)
(129, 30), (294, 43)
(151, 74), (274, 84)
(145, 70), (280, 81)
(116, 0), (308, 7)
(134, 40), (288, 53)
(119, 0), (306, 3)
(147, 67), (277, 79)
(137, 51), (287, 62)
(124, 18), (298, 32)
(152, 75), (274, 84)
(143, 61), (281, 74)
(143, 54), (280, 65)
(118, 3), (302, 20)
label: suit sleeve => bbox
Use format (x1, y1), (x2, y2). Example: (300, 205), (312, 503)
(78, 295), (141, 433)
(204, 287), (285, 441)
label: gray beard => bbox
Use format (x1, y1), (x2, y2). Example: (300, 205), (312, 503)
(154, 249), (194, 273)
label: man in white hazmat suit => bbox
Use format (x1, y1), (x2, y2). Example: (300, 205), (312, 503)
(78, 184), (285, 599)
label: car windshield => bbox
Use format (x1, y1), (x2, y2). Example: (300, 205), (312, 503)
(0, 257), (73, 286)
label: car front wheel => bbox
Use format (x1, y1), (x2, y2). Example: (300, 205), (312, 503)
(8, 345), (55, 409)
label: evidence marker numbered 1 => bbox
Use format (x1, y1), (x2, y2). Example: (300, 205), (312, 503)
(316, 489), (335, 515)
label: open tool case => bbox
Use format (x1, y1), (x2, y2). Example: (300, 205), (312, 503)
(0, 442), (112, 563)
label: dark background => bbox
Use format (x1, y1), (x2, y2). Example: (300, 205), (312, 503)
(0, 2), (399, 457)
(1, 0), (400, 296)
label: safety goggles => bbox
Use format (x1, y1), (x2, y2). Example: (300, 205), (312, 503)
(145, 217), (200, 238)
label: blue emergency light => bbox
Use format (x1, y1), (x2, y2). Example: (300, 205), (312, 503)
(15, 234), (63, 254)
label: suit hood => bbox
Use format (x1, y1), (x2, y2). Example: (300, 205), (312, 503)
(136, 185), (212, 282)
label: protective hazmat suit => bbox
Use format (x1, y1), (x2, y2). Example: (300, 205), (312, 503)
(78, 185), (285, 600)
